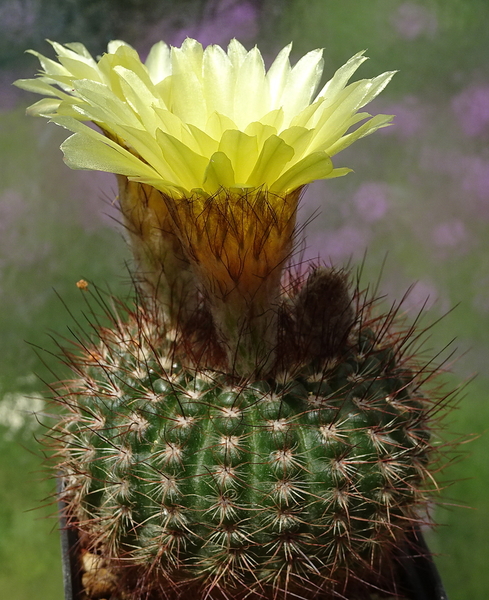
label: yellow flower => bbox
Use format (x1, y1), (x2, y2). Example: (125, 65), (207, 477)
(15, 39), (395, 197)
(16, 39), (395, 375)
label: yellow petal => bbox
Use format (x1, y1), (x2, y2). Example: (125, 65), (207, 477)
(72, 80), (142, 128)
(203, 44), (234, 119)
(52, 115), (166, 182)
(152, 106), (192, 141)
(306, 82), (374, 152)
(328, 167), (353, 178)
(98, 44), (154, 96)
(145, 41), (171, 84)
(107, 40), (133, 54)
(257, 108), (284, 130)
(171, 39), (206, 127)
(246, 135), (294, 187)
(108, 124), (176, 181)
(266, 43), (292, 106)
(317, 50), (368, 102)
(325, 113), (394, 156)
(217, 129), (258, 183)
(359, 71), (397, 107)
(13, 77), (70, 99)
(114, 66), (162, 133)
(206, 111), (238, 139)
(186, 123), (219, 156)
(234, 47), (269, 129)
(227, 39), (248, 69)
(270, 152), (333, 193)
(278, 126), (315, 160)
(204, 151), (236, 192)
(155, 129), (208, 190)
(26, 97), (63, 116)
(61, 132), (160, 179)
(289, 97), (326, 129)
(26, 50), (71, 79)
(244, 121), (277, 147)
(48, 40), (101, 81)
(280, 49), (324, 121)
(63, 42), (93, 59)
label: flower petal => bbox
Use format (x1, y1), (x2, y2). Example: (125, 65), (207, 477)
(171, 39), (206, 127)
(26, 50), (71, 80)
(206, 111), (238, 139)
(107, 40), (133, 54)
(71, 79), (142, 129)
(280, 49), (324, 122)
(358, 71), (397, 108)
(114, 65), (162, 132)
(61, 131), (160, 179)
(266, 43), (292, 106)
(270, 152), (333, 193)
(316, 50), (368, 103)
(218, 129), (258, 183)
(26, 97), (63, 116)
(63, 42), (94, 59)
(14, 77), (71, 99)
(227, 39), (248, 69)
(145, 41), (171, 84)
(47, 40), (101, 81)
(187, 123), (219, 156)
(234, 47), (269, 129)
(279, 126), (315, 161)
(203, 44), (234, 119)
(155, 129), (208, 190)
(204, 151), (236, 192)
(325, 113), (394, 156)
(259, 108), (284, 130)
(246, 135), (294, 187)
(244, 121), (277, 146)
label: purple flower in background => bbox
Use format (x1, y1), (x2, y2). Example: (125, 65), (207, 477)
(390, 2), (437, 40)
(353, 182), (390, 222)
(420, 147), (489, 216)
(472, 275), (489, 314)
(0, 189), (27, 254)
(302, 225), (371, 265)
(405, 280), (438, 311)
(460, 155), (489, 202)
(0, 0), (37, 38)
(401, 280), (442, 313)
(170, 0), (258, 46)
(432, 220), (467, 248)
(452, 84), (489, 137)
(380, 96), (425, 138)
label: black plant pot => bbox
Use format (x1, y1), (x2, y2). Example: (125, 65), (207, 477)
(58, 482), (448, 600)
(394, 527), (448, 600)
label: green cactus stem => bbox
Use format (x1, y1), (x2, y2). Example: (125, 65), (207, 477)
(51, 269), (448, 600)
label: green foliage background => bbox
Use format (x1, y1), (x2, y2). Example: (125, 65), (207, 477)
(1, 1), (488, 598)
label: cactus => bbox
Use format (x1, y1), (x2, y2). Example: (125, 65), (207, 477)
(18, 38), (450, 599)
(50, 267), (445, 600)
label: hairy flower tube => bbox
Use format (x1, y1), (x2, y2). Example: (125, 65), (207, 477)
(16, 39), (395, 375)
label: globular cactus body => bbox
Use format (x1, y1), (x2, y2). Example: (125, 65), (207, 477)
(55, 283), (438, 600)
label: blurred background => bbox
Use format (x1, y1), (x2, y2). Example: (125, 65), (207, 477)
(1, 0), (488, 598)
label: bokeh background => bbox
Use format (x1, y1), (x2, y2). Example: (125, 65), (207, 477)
(1, 0), (488, 598)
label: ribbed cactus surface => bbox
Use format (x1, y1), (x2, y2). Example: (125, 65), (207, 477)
(56, 287), (436, 600)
